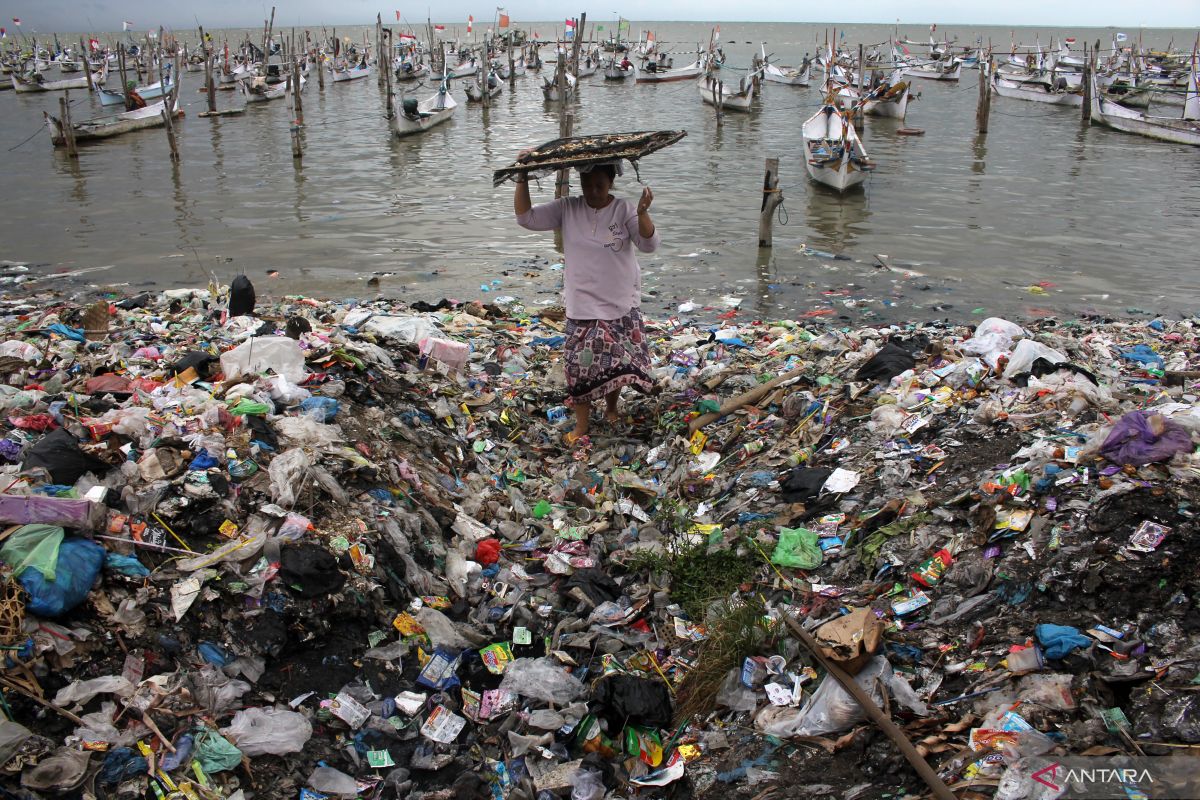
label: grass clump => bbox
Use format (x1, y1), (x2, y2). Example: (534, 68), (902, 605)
(674, 598), (780, 724)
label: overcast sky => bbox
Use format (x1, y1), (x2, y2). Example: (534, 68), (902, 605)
(3, 0), (1197, 32)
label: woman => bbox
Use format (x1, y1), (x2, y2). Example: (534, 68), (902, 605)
(514, 162), (659, 444)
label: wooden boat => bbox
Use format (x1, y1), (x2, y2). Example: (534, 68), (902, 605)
(512, 56), (527, 76)
(763, 60), (811, 86)
(448, 57), (478, 78)
(847, 71), (912, 118)
(992, 72), (1081, 107)
(635, 58), (705, 84)
(802, 103), (873, 192)
(904, 59), (961, 81)
(98, 74), (174, 106)
(1088, 70), (1200, 146)
(45, 98), (183, 147)
(542, 71), (576, 102)
(12, 66), (105, 93)
(391, 83), (456, 137)
(241, 74), (306, 103)
(465, 71), (503, 102)
(395, 61), (429, 82)
(330, 61), (371, 82)
(697, 73), (755, 111)
(603, 57), (633, 80)
(576, 55), (599, 78)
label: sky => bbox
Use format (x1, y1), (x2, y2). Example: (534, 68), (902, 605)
(2, 0), (1197, 33)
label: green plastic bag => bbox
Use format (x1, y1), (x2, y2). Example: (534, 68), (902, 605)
(194, 727), (243, 773)
(0, 525), (65, 580)
(229, 399), (271, 416)
(771, 527), (822, 570)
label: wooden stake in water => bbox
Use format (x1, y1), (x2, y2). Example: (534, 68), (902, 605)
(758, 158), (782, 248)
(59, 94), (78, 158)
(1081, 43), (1093, 123)
(162, 53), (181, 162)
(976, 54), (993, 134)
(201, 25), (216, 112)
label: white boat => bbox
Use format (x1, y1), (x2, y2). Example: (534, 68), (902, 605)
(448, 57), (478, 78)
(12, 66), (105, 93)
(635, 58), (705, 84)
(905, 59), (961, 81)
(603, 57), (633, 80)
(1088, 69), (1200, 146)
(992, 72), (1082, 107)
(576, 55), (599, 78)
(762, 60), (811, 86)
(395, 61), (429, 82)
(802, 103), (873, 192)
(45, 98), (182, 147)
(542, 71), (576, 102)
(697, 73), (755, 111)
(850, 71), (912, 118)
(241, 74), (306, 103)
(97, 74), (174, 106)
(391, 83), (456, 137)
(330, 61), (371, 82)
(465, 71), (503, 102)
(512, 56), (527, 76)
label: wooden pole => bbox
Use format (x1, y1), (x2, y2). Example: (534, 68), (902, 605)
(976, 55), (992, 133)
(293, 56), (304, 125)
(81, 38), (95, 92)
(59, 94), (78, 158)
(570, 13), (586, 82)
(1081, 43), (1092, 123)
(758, 158), (782, 248)
(201, 25), (216, 112)
(118, 44), (130, 109)
(146, 33), (155, 83)
(382, 29), (393, 121)
(780, 613), (958, 800)
(162, 53), (181, 163)
(507, 33), (515, 86)
(376, 13), (385, 86)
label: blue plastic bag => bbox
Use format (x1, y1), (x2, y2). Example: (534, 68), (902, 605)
(104, 552), (150, 578)
(18, 538), (105, 618)
(299, 397), (339, 422)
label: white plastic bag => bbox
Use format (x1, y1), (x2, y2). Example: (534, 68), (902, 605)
(362, 315), (439, 343)
(499, 658), (586, 704)
(1003, 339), (1068, 379)
(221, 707), (311, 756)
(220, 337), (306, 383)
(307, 766), (359, 796)
(269, 449), (310, 507)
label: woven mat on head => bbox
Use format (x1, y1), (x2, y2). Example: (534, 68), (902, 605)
(492, 129), (687, 186)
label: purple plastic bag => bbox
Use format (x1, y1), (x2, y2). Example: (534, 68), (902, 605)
(1099, 411), (1193, 466)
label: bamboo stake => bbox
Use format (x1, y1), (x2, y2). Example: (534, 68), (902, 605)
(688, 365), (806, 435)
(59, 94), (78, 158)
(201, 25), (216, 112)
(780, 613), (957, 800)
(0, 675), (84, 725)
(758, 158), (782, 248)
(976, 55), (993, 133)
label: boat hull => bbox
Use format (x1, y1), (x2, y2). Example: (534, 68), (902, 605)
(905, 62), (961, 81)
(330, 65), (372, 82)
(993, 74), (1082, 107)
(1091, 92), (1200, 146)
(46, 99), (183, 146)
(635, 63), (703, 83)
(391, 92), (456, 137)
(697, 79), (754, 111)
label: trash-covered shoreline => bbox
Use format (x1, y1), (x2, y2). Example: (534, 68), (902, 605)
(1, 279), (1199, 800)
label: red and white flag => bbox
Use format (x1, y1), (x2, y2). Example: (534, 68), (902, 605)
(395, 10), (401, 21)
(564, 18), (575, 28)
(434, 24), (445, 31)
(399, 32), (416, 43)
(12, 17), (20, 26)
(89, 37), (100, 51)
(1064, 37), (1076, 45)
(467, 15), (473, 33)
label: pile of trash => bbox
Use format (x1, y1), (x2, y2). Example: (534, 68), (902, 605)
(0, 282), (1199, 800)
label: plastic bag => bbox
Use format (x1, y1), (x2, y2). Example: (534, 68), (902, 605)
(228, 275), (256, 316)
(772, 527), (823, 570)
(758, 657), (891, 737)
(362, 315), (440, 343)
(499, 658), (586, 704)
(220, 707), (311, 756)
(269, 448), (310, 507)
(54, 676), (134, 708)
(18, 537), (105, 618)
(21, 428), (110, 484)
(571, 769), (607, 800)
(0, 524), (64, 579)
(266, 375), (311, 404)
(274, 417), (343, 448)
(1003, 339), (1067, 378)
(194, 726), (243, 773)
(591, 674), (673, 730)
(308, 766), (359, 796)
(300, 396), (339, 422)
(1099, 411), (1193, 466)
(220, 337), (306, 383)
(716, 668), (758, 712)
(0, 721), (31, 766)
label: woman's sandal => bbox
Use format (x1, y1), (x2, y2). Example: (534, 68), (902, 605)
(563, 431), (590, 447)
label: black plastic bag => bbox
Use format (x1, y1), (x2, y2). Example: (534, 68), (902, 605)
(229, 275), (256, 317)
(21, 428), (110, 484)
(855, 342), (916, 382)
(279, 543), (346, 597)
(590, 674), (673, 730)
(779, 467), (832, 504)
(561, 568), (620, 606)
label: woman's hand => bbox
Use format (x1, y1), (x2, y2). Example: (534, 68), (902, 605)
(637, 186), (654, 215)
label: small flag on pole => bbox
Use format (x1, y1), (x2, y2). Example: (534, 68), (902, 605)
(0, 28), (6, 38)
(122, 20), (133, 31)
(395, 10), (401, 21)
(467, 15), (473, 33)
(434, 24), (445, 31)
(499, 13), (510, 28)
(12, 17), (21, 25)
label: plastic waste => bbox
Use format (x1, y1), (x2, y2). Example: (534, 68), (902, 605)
(220, 336), (306, 383)
(220, 707), (312, 756)
(499, 658), (586, 704)
(308, 766), (360, 796)
(772, 527), (823, 569)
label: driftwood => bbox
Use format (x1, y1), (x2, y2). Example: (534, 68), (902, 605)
(688, 365), (806, 436)
(781, 613), (957, 800)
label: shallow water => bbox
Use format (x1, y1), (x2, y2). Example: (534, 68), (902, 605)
(1, 21), (1197, 323)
